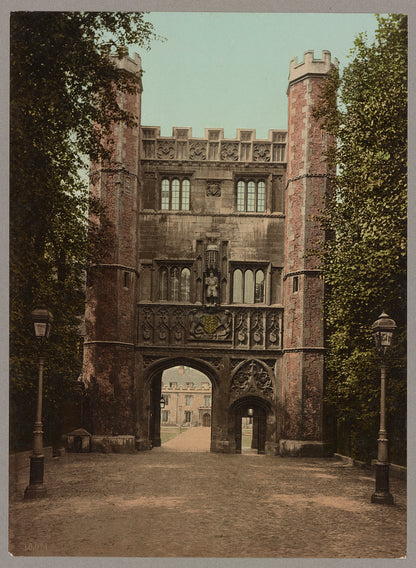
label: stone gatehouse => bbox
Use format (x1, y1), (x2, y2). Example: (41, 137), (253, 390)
(83, 50), (338, 455)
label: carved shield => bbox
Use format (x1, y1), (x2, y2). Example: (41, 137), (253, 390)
(203, 315), (218, 334)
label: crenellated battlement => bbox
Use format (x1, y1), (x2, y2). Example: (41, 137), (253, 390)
(288, 50), (338, 85)
(140, 126), (287, 163)
(110, 50), (142, 76)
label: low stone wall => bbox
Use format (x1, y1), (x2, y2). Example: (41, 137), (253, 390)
(333, 453), (406, 480)
(91, 435), (136, 453)
(279, 440), (330, 457)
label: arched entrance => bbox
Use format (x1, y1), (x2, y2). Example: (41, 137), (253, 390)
(143, 357), (219, 451)
(229, 396), (273, 454)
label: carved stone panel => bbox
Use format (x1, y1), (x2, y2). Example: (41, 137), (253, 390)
(253, 143), (271, 162)
(172, 308), (186, 344)
(220, 143), (239, 161)
(250, 311), (265, 349)
(156, 307), (170, 343)
(206, 181), (222, 197)
(189, 142), (207, 161)
(141, 307), (154, 344)
(266, 312), (282, 349)
(156, 141), (175, 160)
(234, 311), (248, 347)
(230, 360), (274, 399)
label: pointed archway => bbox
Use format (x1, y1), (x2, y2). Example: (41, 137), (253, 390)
(228, 395), (274, 454)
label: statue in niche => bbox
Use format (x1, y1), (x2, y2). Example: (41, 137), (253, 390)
(205, 271), (219, 305)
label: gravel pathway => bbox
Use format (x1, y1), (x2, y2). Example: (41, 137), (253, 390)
(9, 440), (407, 558)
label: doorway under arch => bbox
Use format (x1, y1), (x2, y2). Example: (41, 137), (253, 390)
(229, 396), (273, 454)
(145, 359), (217, 452)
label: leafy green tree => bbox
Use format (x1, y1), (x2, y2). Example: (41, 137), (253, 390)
(10, 12), (160, 451)
(313, 14), (407, 464)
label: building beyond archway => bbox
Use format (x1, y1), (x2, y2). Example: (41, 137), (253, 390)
(83, 50), (337, 456)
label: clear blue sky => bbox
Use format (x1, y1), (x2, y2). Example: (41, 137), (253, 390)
(132, 12), (381, 139)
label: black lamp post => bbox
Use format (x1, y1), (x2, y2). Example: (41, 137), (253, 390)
(24, 309), (53, 499)
(160, 395), (166, 409)
(371, 311), (396, 505)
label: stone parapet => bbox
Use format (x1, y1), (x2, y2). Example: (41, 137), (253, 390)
(141, 126), (287, 163)
(279, 440), (331, 457)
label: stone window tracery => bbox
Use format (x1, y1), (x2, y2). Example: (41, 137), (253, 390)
(158, 265), (192, 302)
(236, 179), (266, 212)
(160, 177), (191, 211)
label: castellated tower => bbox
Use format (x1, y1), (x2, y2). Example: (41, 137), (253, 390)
(83, 52), (142, 451)
(281, 51), (338, 454)
(81, 48), (336, 455)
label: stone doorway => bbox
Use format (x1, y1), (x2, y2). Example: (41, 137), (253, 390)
(202, 413), (211, 427)
(230, 396), (270, 455)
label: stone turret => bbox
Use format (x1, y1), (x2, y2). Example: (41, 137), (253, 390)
(83, 50), (142, 452)
(281, 51), (337, 455)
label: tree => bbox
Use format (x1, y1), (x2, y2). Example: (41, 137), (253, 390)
(10, 12), (160, 450)
(312, 14), (407, 464)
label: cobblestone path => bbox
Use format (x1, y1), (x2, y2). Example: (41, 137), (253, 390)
(9, 449), (407, 558)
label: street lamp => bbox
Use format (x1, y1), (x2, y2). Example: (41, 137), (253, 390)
(24, 309), (53, 499)
(160, 395), (166, 409)
(371, 311), (397, 505)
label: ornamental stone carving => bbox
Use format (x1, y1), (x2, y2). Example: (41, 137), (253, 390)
(189, 309), (232, 341)
(220, 143), (239, 161)
(137, 305), (283, 350)
(206, 181), (222, 197)
(189, 142), (207, 161)
(156, 141), (175, 159)
(266, 312), (281, 348)
(234, 312), (248, 346)
(230, 360), (274, 399)
(141, 307), (154, 343)
(253, 143), (271, 162)
(250, 312), (265, 347)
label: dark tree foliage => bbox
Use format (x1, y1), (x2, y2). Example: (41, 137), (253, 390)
(10, 12), (160, 451)
(313, 15), (407, 464)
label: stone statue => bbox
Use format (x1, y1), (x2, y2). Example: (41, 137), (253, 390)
(205, 271), (218, 305)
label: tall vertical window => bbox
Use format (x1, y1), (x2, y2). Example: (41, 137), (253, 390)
(244, 270), (254, 303)
(237, 181), (245, 211)
(159, 268), (168, 300)
(180, 268), (191, 302)
(233, 269), (243, 303)
(170, 267), (180, 301)
(182, 179), (190, 210)
(255, 270), (265, 303)
(293, 276), (299, 293)
(232, 268), (265, 304)
(160, 178), (191, 211)
(257, 181), (266, 211)
(236, 180), (266, 212)
(171, 179), (180, 210)
(161, 179), (170, 210)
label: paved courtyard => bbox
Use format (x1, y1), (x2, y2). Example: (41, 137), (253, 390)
(9, 428), (407, 558)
